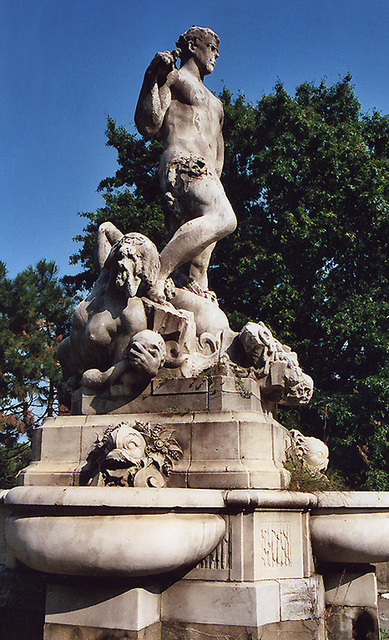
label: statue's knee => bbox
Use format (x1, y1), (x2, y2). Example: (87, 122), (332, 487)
(224, 208), (237, 235)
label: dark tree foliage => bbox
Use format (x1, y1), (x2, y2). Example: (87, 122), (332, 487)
(0, 260), (74, 487)
(71, 76), (389, 489)
(68, 119), (167, 292)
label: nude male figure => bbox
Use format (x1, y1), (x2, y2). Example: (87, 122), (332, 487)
(135, 26), (237, 302)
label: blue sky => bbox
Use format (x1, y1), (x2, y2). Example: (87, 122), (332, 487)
(2, 0), (389, 279)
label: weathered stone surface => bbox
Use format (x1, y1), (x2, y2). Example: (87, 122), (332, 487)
(229, 510), (314, 581)
(280, 576), (325, 621)
(18, 382), (292, 489)
(161, 580), (281, 627)
(323, 566), (377, 608)
(73, 375), (264, 416)
(40, 424), (82, 463)
(311, 512), (389, 563)
(17, 461), (80, 487)
(6, 509), (225, 577)
(161, 620), (324, 640)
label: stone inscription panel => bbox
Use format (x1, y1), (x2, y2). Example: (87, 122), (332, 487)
(259, 522), (291, 567)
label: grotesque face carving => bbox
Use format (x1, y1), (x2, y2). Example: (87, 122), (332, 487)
(113, 425), (147, 461)
(126, 330), (167, 378)
(291, 429), (329, 472)
(239, 321), (278, 368)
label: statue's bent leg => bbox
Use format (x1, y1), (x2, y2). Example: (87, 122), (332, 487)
(149, 176), (236, 302)
(189, 241), (216, 291)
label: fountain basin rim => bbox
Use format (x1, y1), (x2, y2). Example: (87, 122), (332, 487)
(5, 488), (389, 513)
(4, 486), (323, 512)
(313, 490), (389, 511)
(5, 486), (226, 511)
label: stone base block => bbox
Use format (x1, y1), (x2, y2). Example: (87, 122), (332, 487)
(161, 577), (325, 630)
(321, 564), (379, 640)
(45, 583), (161, 632)
(187, 509), (315, 585)
(161, 580), (281, 628)
(325, 605), (379, 640)
(323, 565), (377, 608)
(161, 620), (324, 640)
(73, 375), (263, 416)
(44, 622), (161, 640)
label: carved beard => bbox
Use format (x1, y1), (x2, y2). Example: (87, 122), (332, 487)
(115, 266), (141, 298)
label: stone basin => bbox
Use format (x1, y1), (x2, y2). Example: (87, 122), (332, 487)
(310, 491), (389, 564)
(4, 486), (226, 577)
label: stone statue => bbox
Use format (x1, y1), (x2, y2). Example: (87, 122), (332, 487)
(237, 322), (314, 404)
(57, 28), (314, 408)
(59, 218), (313, 404)
(58, 226), (160, 388)
(82, 329), (166, 395)
(59, 221), (234, 389)
(135, 26), (236, 303)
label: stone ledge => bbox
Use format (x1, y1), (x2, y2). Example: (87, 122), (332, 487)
(72, 375), (263, 416)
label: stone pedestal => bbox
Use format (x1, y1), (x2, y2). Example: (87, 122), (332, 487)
(3, 375), (362, 640)
(18, 375), (290, 490)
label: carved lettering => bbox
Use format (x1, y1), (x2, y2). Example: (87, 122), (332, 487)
(260, 523), (291, 567)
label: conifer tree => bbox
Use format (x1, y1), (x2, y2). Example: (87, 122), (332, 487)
(0, 260), (73, 486)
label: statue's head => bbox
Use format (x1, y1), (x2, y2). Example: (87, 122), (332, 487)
(105, 233), (160, 297)
(126, 330), (166, 378)
(239, 321), (278, 368)
(176, 26), (220, 74)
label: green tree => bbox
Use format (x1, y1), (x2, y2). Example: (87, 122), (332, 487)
(71, 76), (389, 489)
(0, 260), (74, 487)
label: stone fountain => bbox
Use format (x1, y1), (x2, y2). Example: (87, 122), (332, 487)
(2, 25), (389, 640)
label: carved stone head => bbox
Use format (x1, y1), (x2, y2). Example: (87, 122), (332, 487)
(290, 429), (329, 472)
(176, 26), (220, 73)
(239, 321), (278, 368)
(105, 233), (160, 297)
(126, 330), (167, 377)
(108, 424), (147, 462)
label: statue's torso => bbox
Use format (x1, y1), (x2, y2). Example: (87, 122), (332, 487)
(71, 286), (147, 371)
(160, 68), (223, 174)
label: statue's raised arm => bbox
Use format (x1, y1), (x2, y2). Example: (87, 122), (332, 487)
(135, 50), (179, 139)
